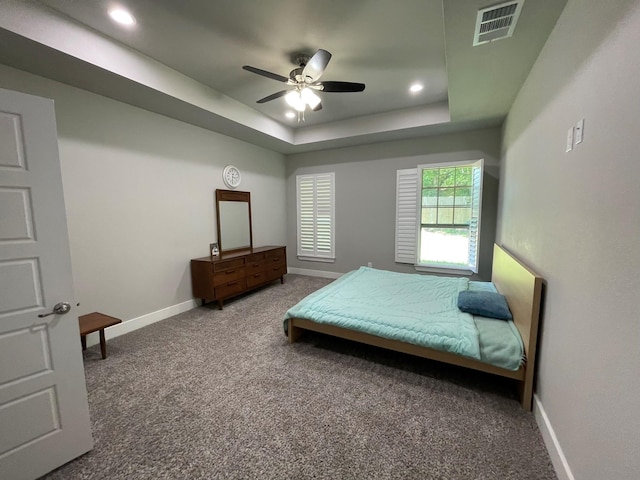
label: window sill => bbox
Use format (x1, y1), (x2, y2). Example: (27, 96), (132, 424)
(414, 265), (474, 276)
(297, 256), (335, 263)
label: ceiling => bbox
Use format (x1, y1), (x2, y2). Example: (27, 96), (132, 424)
(0, 0), (566, 154)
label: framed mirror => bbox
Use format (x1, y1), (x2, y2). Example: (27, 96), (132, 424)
(215, 189), (253, 253)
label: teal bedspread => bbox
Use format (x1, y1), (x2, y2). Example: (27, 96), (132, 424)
(284, 267), (481, 360)
(468, 281), (524, 370)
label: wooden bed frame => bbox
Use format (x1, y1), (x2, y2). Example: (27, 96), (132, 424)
(288, 244), (543, 411)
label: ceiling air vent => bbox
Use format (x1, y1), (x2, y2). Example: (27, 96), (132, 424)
(473, 1), (524, 46)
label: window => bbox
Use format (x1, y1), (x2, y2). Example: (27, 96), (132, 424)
(296, 172), (335, 261)
(395, 159), (483, 273)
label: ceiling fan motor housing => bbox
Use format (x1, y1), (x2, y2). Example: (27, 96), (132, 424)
(290, 53), (313, 82)
(289, 67), (305, 82)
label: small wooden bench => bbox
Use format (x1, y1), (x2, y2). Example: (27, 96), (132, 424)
(79, 312), (121, 359)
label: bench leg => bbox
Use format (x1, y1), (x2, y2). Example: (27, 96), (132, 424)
(99, 329), (107, 359)
(81, 335), (86, 351)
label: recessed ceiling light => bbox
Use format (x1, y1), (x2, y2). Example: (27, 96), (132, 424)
(108, 7), (136, 26)
(409, 83), (424, 93)
(285, 112), (296, 119)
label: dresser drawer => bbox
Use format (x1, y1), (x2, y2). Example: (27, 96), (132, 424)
(265, 248), (286, 280)
(212, 258), (245, 272)
(266, 264), (287, 280)
(245, 258), (265, 276)
(213, 266), (245, 287)
(266, 248), (285, 264)
(246, 270), (267, 288)
(215, 278), (246, 299)
(247, 252), (267, 263)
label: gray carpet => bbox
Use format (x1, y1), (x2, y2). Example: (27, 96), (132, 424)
(43, 274), (556, 480)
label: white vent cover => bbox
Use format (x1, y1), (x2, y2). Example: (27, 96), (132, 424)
(473, 1), (524, 46)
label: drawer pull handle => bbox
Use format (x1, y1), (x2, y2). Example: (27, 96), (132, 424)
(254, 273), (261, 277)
(225, 270), (235, 274)
(227, 281), (238, 286)
(272, 258), (280, 262)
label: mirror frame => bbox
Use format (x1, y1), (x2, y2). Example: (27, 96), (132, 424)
(215, 189), (253, 253)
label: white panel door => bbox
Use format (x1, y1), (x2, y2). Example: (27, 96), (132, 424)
(0, 88), (92, 479)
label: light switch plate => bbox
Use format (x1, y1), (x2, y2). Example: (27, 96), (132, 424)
(566, 126), (574, 152)
(575, 118), (584, 144)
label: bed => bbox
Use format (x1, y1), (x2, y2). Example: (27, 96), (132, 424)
(284, 244), (543, 411)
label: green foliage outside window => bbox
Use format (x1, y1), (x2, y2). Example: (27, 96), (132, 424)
(414, 160), (482, 271)
(421, 165), (473, 227)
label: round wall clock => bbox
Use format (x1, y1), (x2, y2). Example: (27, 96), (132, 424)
(222, 165), (241, 189)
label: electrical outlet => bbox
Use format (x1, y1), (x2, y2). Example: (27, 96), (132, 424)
(575, 118), (584, 144)
(566, 126), (574, 152)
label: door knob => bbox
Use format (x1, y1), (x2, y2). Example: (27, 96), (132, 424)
(38, 302), (71, 318)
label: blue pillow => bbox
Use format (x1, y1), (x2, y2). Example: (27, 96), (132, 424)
(457, 290), (513, 320)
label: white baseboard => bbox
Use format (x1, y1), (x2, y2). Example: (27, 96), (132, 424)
(287, 267), (343, 279)
(534, 394), (575, 480)
(83, 298), (198, 347)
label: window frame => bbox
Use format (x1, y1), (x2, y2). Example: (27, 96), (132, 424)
(416, 159), (484, 273)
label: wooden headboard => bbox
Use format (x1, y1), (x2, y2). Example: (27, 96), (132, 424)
(491, 244), (543, 359)
(491, 244), (543, 407)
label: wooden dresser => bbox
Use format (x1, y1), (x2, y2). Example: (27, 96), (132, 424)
(191, 246), (286, 309)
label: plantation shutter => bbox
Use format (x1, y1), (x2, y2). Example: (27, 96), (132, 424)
(467, 160), (483, 273)
(296, 172), (335, 259)
(297, 175), (315, 256)
(315, 173), (334, 258)
(395, 168), (419, 264)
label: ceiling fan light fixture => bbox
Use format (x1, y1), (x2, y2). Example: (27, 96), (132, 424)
(285, 91), (306, 112)
(300, 88), (321, 109)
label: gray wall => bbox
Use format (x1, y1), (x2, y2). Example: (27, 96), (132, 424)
(286, 128), (501, 280)
(0, 64), (287, 323)
(499, 0), (640, 478)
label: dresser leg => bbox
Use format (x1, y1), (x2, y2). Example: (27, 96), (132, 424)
(280, 276), (284, 284)
(99, 329), (107, 359)
(218, 300), (224, 310)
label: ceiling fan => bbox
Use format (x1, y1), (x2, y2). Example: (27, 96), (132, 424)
(242, 49), (365, 119)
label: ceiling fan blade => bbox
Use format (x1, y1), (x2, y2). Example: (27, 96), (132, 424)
(302, 49), (332, 83)
(312, 102), (323, 112)
(257, 90), (289, 103)
(242, 65), (289, 83)
(321, 81), (366, 93)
